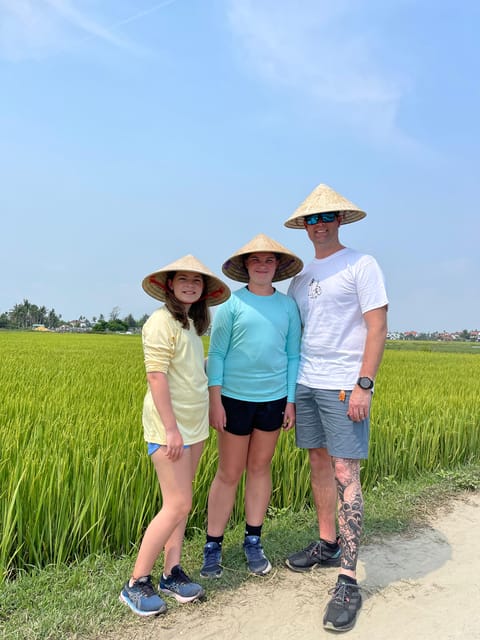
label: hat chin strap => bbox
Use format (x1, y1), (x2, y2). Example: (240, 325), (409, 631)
(149, 276), (167, 291)
(149, 276), (226, 303)
(201, 287), (225, 301)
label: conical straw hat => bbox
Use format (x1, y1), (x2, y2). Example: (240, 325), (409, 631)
(142, 254), (231, 306)
(284, 183), (366, 228)
(222, 233), (303, 283)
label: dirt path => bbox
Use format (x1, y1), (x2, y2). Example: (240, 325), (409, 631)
(105, 494), (480, 639)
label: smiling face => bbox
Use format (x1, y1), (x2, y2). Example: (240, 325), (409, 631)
(167, 270), (205, 308)
(304, 213), (344, 257)
(244, 252), (279, 286)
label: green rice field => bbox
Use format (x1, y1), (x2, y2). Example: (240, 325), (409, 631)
(1, 332), (479, 580)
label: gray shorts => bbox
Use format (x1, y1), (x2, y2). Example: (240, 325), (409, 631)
(295, 384), (370, 459)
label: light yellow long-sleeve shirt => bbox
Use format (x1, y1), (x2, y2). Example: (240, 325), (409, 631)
(141, 306), (209, 445)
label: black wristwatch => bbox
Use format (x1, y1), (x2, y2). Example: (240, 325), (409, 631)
(357, 376), (374, 390)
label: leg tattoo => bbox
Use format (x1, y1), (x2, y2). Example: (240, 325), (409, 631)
(335, 458), (363, 572)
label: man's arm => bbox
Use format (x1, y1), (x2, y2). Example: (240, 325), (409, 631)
(347, 305), (388, 422)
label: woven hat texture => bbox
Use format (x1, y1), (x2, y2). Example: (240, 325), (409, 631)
(142, 254), (231, 306)
(284, 183), (366, 228)
(222, 233), (303, 283)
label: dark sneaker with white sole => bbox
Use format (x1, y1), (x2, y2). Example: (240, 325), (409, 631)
(243, 535), (272, 575)
(323, 577), (362, 632)
(119, 575), (167, 617)
(159, 565), (205, 603)
(285, 538), (341, 572)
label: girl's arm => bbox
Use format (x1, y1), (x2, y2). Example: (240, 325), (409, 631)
(147, 371), (184, 460)
(208, 385), (226, 431)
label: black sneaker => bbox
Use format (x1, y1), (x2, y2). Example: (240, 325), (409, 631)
(323, 577), (362, 632)
(285, 538), (341, 572)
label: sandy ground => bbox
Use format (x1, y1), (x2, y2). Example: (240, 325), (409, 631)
(105, 493), (480, 639)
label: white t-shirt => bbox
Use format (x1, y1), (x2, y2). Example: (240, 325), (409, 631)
(288, 247), (388, 390)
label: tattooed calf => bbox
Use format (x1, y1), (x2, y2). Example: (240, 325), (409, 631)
(335, 458), (363, 572)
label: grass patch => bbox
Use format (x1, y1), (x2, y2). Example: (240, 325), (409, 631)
(3, 334), (479, 576)
(385, 339), (480, 354)
(1, 463), (479, 640)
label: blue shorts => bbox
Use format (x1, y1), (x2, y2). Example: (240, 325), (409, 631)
(147, 442), (190, 456)
(294, 384), (370, 459)
(221, 395), (286, 436)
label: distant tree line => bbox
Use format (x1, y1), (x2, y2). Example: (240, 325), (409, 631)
(0, 299), (62, 329)
(0, 299), (150, 332)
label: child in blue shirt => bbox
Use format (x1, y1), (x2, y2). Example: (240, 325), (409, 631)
(200, 234), (302, 577)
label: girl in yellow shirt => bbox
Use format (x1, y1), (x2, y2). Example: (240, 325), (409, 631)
(120, 255), (230, 617)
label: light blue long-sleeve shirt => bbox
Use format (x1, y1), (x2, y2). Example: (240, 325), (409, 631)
(207, 286), (301, 403)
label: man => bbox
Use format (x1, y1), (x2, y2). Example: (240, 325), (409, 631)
(284, 183), (388, 633)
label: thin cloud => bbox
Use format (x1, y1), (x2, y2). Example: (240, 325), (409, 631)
(0, 0), (179, 60)
(108, 0), (179, 30)
(227, 0), (410, 142)
(44, 0), (132, 49)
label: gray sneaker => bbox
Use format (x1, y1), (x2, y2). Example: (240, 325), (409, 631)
(285, 538), (341, 572)
(200, 541), (223, 578)
(243, 535), (272, 575)
(119, 575), (167, 617)
(159, 565), (205, 603)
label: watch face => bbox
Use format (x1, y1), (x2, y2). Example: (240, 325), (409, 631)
(358, 377), (374, 389)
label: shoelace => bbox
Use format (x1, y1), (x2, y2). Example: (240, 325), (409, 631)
(205, 544), (221, 562)
(308, 542), (323, 556)
(245, 538), (264, 561)
(309, 538), (340, 558)
(329, 582), (358, 603)
(172, 567), (192, 584)
(135, 576), (156, 596)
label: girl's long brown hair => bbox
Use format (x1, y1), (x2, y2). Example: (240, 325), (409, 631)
(163, 272), (211, 335)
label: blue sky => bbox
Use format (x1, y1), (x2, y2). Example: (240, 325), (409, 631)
(1, 0), (479, 332)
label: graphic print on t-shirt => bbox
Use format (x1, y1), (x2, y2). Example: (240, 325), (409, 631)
(308, 278), (322, 299)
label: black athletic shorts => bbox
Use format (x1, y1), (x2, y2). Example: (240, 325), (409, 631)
(221, 395), (286, 436)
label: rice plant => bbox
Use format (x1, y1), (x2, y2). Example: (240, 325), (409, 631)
(1, 332), (479, 578)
